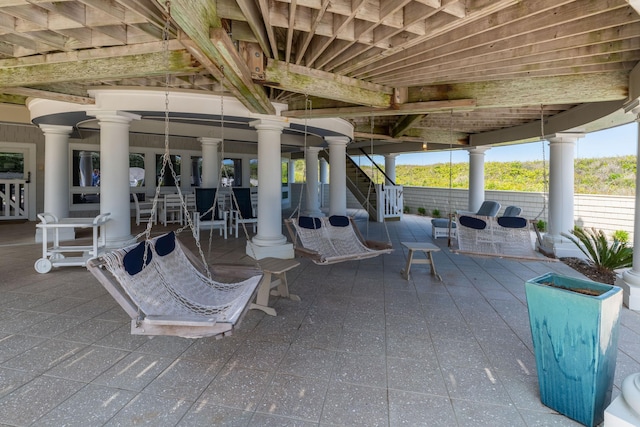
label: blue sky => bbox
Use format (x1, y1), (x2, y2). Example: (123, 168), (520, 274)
(389, 121), (638, 166)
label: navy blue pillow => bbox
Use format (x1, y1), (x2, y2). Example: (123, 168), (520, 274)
(497, 216), (527, 229)
(123, 241), (153, 276)
(298, 216), (322, 229)
(328, 215), (350, 227)
(154, 232), (176, 256)
(459, 215), (487, 230)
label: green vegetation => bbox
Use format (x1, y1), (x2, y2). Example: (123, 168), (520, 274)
(562, 227), (633, 272)
(289, 155), (636, 196)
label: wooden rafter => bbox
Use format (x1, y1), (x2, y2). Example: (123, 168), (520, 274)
(163, 0), (275, 115)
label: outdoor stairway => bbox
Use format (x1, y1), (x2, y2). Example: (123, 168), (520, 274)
(319, 149), (379, 221)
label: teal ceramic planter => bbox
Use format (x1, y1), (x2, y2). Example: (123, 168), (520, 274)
(525, 272), (623, 427)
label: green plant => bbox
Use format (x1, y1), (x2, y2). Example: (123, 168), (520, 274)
(403, 205), (410, 214)
(562, 227), (633, 273)
(536, 220), (547, 231)
(417, 207), (426, 216)
(612, 230), (629, 244)
(432, 209), (441, 218)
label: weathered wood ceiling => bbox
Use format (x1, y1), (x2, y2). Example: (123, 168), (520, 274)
(0, 0), (638, 154)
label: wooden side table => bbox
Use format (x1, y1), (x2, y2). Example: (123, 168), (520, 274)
(251, 257), (301, 316)
(400, 242), (442, 281)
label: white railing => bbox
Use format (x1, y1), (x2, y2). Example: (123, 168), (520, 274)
(376, 184), (403, 222)
(0, 179), (28, 220)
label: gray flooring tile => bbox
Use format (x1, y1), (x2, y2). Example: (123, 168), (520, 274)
(248, 412), (319, 426)
(0, 367), (36, 399)
(1, 338), (86, 374)
(0, 376), (84, 426)
(178, 403), (253, 426)
(277, 346), (336, 380)
(257, 374), (329, 422)
(442, 365), (514, 406)
(0, 333), (46, 363)
(34, 384), (136, 427)
(198, 366), (272, 411)
(321, 382), (388, 426)
(451, 399), (527, 427)
(388, 389), (457, 427)
(92, 352), (174, 391)
(332, 352), (387, 388)
(387, 356), (447, 396)
(143, 358), (221, 401)
(44, 345), (128, 382)
(103, 393), (191, 427)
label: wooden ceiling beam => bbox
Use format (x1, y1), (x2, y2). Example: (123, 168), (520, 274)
(163, 0), (275, 115)
(0, 86), (95, 104)
(265, 59), (392, 107)
(0, 49), (198, 86)
(282, 99), (476, 119)
(335, 0), (519, 75)
(236, 0), (272, 57)
(390, 114), (426, 138)
(406, 72), (628, 107)
(366, 4), (637, 82)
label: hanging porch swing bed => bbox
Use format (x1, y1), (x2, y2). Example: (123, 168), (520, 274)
(87, 231), (263, 339)
(285, 215), (393, 265)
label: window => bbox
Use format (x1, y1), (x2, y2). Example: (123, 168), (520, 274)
(0, 152), (24, 179)
(156, 154), (181, 187)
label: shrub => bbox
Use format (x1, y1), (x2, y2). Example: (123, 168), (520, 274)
(613, 230), (629, 244)
(535, 220), (547, 231)
(403, 206), (410, 214)
(417, 207), (426, 216)
(562, 227), (633, 273)
(432, 208), (441, 218)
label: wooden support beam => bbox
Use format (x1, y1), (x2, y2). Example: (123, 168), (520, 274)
(390, 114), (425, 138)
(282, 99), (476, 118)
(265, 59), (392, 108)
(0, 51), (198, 87)
(0, 87), (95, 104)
(407, 72), (628, 107)
(163, 0), (275, 115)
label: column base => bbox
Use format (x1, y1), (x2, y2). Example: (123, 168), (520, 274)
(540, 234), (585, 259)
(604, 373), (640, 426)
(246, 241), (294, 260)
(35, 227), (75, 243)
(616, 269), (640, 310)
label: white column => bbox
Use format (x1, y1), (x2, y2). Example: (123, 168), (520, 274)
(467, 147), (489, 213)
(542, 133), (583, 257)
(326, 136), (349, 216)
(304, 146), (323, 217)
(384, 153), (398, 185)
(288, 159), (295, 184)
(319, 157), (329, 207)
(319, 158), (328, 184)
(37, 125), (73, 241)
(199, 137), (221, 188)
(617, 105), (640, 310)
(247, 118), (293, 259)
(90, 111), (140, 248)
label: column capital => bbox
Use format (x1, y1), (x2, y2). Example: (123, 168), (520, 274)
(38, 124), (73, 135)
(624, 97), (640, 118)
(325, 136), (350, 146)
(467, 146), (490, 155)
(384, 153), (399, 159)
(306, 146), (322, 154)
(198, 137), (222, 146)
(249, 118), (290, 131)
(87, 110), (141, 124)
(548, 132), (584, 143)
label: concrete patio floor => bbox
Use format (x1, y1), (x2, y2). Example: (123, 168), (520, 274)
(0, 214), (639, 426)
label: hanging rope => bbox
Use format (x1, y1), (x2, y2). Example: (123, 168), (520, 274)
(447, 109), (454, 247)
(291, 94), (310, 219)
